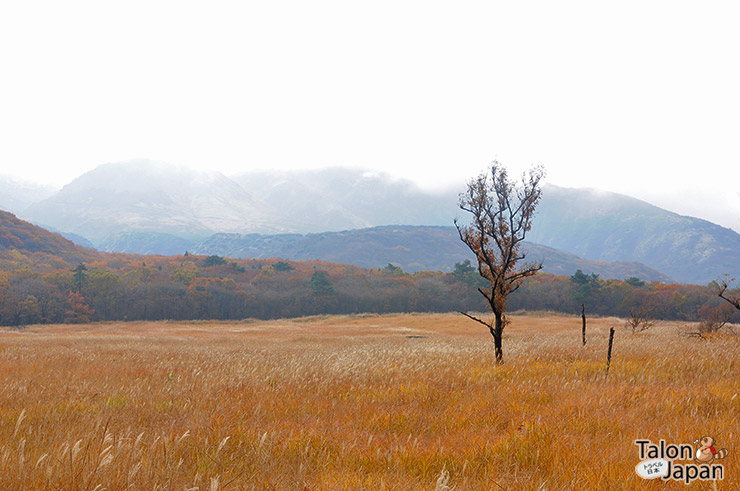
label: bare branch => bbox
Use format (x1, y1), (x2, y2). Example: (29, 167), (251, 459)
(459, 311), (490, 327)
(719, 289), (740, 310)
(713, 275), (740, 310)
(506, 262), (544, 283)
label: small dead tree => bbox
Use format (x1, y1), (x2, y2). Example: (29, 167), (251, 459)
(698, 304), (735, 334)
(455, 161), (545, 364)
(694, 276), (740, 337)
(684, 303), (738, 338)
(624, 309), (654, 333)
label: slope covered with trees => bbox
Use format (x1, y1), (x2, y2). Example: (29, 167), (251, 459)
(0, 210), (96, 267)
(0, 209), (736, 327)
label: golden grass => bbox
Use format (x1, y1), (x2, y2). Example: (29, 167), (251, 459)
(0, 313), (738, 490)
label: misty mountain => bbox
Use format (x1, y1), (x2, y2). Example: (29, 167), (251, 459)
(191, 225), (674, 282)
(22, 160), (286, 242)
(11, 161), (740, 284)
(20, 164), (459, 245)
(530, 186), (740, 284)
(2, 205), (668, 283)
(0, 176), (56, 215)
(231, 168), (458, 232)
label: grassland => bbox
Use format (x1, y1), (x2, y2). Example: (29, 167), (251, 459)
(0, 313), (738, 490)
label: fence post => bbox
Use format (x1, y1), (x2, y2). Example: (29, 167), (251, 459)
(581, 303), (586, 346)
(606, 326), (615, 373)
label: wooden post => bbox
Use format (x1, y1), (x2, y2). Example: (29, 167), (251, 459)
(606, 327), (615, 374)
(581, 303), (586, 346)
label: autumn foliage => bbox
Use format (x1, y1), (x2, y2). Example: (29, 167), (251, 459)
(64, 291), (94, 323)
(1, 210), (739, 327)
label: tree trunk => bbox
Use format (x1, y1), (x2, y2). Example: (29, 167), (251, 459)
(492, 310), (504, 364)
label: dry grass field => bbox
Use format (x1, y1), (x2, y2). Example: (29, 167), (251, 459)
(0, 312), (738, 490)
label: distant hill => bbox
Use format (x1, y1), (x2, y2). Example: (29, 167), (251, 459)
(59, 232), (95, 249)
(0, 176), (56, 215)
(10, 161), (740, 284)
(22, 160), (286, 243)
(530, 185), (740, 284)
(191, 225), (674, 282)
(97, 232), (197, 256)
(0, 210), (94, 267)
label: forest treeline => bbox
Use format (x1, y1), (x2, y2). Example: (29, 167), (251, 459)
(0, 249), (737, 326)
(1, 209), (737, 326)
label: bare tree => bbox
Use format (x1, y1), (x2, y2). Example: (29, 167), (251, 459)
(455, 161), (545, 364)
(624, 308), (654, 333)
(681, 302), (736, 339)
(698, 304), (735, 335)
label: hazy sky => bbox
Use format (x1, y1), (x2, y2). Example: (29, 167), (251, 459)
(1, 1), (739, 230)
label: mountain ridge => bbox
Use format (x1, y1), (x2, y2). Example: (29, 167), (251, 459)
(22, 160), (287, 242)
(190, 225), (675, 283)
(531, 185), (740, 284)
(6, 161), (740, 284)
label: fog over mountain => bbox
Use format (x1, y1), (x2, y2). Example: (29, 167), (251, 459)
(0, 176), (56, 215)
(231, 168), (458, 232)
(20, 161), (460, 239)
(5, 160), (740, 284)
(22, 160), (286, 242)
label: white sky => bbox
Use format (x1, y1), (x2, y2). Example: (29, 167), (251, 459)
(1, 1), (739, 231)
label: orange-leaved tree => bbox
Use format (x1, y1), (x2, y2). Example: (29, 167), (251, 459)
(455, 161), (545, 364)
(65, 291), (95, 324)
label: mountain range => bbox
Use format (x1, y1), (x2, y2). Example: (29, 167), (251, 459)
(190, 226), (673, 282)
(4, 159), (740, 284)
(22, 161), (286, 242)
(530, 186), (740, 284)
(0, 176), (56, 215)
